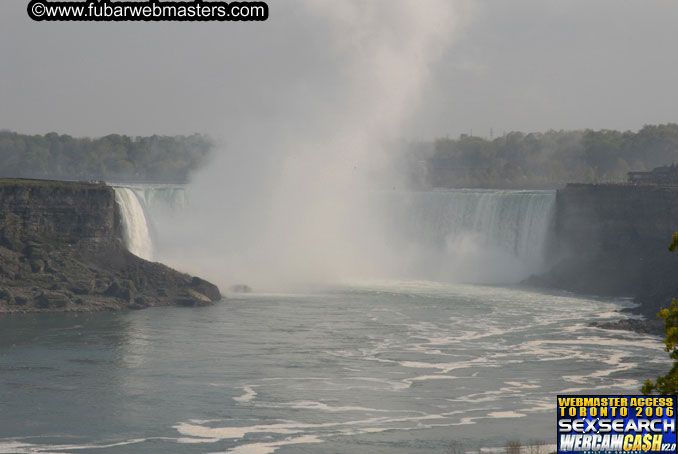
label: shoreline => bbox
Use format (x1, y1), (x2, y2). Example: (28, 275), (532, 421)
(0, 179), (221, 312)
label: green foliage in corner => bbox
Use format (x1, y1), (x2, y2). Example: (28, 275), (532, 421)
(669, 232), (678, 254)
(642, 299), (678, 394)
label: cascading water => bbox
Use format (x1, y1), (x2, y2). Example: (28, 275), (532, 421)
(114, 185), (555, 284)
(130, 186), (188, 211)
(113, 187), (154, 261)
(113, 185), (188, 262)
(377, 189), (556, 283)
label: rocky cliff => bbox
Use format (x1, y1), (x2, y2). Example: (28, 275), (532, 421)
(0, 179), (220, 312)
(528, 183), (678, 332)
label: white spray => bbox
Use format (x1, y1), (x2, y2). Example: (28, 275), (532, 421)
(152, 0), (472, 290)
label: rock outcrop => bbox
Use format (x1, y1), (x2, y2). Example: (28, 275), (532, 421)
(0, 179), (221, 312)
(526, 183), (678, 333)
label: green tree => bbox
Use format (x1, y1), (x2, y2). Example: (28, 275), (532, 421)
(0, 131), (213, 182)
(642, 233), (678, 395)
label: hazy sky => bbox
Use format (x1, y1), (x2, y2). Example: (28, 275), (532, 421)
(1, 0), (677, 139)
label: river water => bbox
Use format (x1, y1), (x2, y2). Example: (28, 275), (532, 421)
(0, 280), (666, 454)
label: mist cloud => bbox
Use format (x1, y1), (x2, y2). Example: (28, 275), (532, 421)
(150, 0), (469, 289)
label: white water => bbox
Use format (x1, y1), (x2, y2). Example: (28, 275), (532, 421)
(130, 185), (188, 211)
(378, 189), (555, 283)
(113, 185), (189, 262)
(114, 186), (555, 286)
(113, 187), (153, 261)
(0, 280), (666, 453)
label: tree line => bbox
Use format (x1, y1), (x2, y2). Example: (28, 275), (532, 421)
(3, 124), (678, 187)
(0, 131), (213, 183)
(422, 123), (678, 188)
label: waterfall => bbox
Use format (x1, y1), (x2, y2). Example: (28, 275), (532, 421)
(113, 185), (188, 262)
(378, 189), (556, 283)
(113, 184), (554, 284)
(129, 186), (188, 211)
(113, 187), (154, 261)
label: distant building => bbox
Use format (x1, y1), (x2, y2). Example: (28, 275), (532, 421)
(628, 164), (678, 185)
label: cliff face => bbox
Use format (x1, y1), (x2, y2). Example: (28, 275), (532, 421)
(554, 184), (678, 259)
(0, 181), (119, 250)
(528, 183), (678, 331)
(0, 179), (220, 312)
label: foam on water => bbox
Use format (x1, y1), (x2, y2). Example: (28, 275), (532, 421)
(0, 281), (668, 453)
(233, 386), (257, 403)
(0, 438), (149, 453)
(163, 283), (665, 451)
(217, 435), (324, 454)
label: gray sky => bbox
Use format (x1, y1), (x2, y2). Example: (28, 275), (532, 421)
(1, 0), (677, 139)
